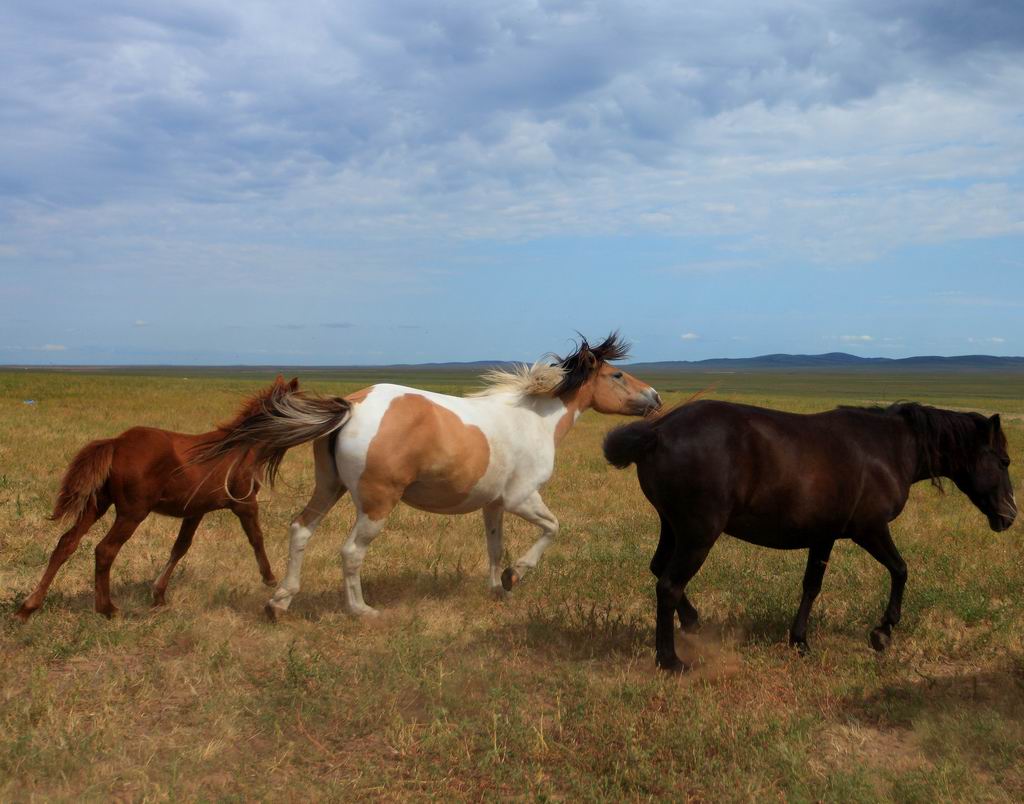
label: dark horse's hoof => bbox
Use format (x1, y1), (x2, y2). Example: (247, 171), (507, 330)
(500, 567), (519, 592)
(789, 636), (811, 656)
(657, 656), (688, 674)
(870, 627), (891, 652)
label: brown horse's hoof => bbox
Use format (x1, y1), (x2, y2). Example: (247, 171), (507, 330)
(12, 605), (35, 622)
(97, 605), (120, 620)
(151, 591), (167, 607)
(870, 627), (891, 652)
(500, 567), (519, 592)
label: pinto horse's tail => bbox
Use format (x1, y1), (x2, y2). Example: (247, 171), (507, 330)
(51, 439), (116, 523)
(603, 420), (659, 469)
(193, 384), (352, 486)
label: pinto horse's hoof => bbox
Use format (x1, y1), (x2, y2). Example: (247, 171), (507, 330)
(870, 627), (891, 652)
(500, 567), (519, 592)
(264, 602), (282, 623)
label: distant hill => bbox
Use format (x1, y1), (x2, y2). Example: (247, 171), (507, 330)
(372, 352), (1024, 373)
(5, 353), (1024, 373)
(625, 352), (1024, 373)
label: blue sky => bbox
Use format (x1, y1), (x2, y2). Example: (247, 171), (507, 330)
(1, 1), (1022, 364)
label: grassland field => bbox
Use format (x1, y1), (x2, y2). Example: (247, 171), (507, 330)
(1, 368), (1023, 801)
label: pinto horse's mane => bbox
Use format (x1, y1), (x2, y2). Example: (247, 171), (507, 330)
(472, 332), (631, 399)
(842, 402), (994, 487)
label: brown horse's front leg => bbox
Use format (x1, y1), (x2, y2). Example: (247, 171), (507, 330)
(853, 524), (908, 652)
(94, 514), (144, 617)
(789, 539), (835, 654)
(152, 515), (203, 606)
(235, 506), (277, 588)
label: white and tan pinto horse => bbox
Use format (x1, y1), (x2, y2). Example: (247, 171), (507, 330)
(206, 334), (660, 618)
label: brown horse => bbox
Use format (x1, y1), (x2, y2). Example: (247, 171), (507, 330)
(13, 377), (343, 620)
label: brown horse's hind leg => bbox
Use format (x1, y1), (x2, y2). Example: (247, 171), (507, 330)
(233, 504), (277, 588)
(789, 539), (835, 654)
(14, 501), (108, 620)
(93, 514), (144, 617)
(152, 515), (203, 606)
(853, 524), (907, 652)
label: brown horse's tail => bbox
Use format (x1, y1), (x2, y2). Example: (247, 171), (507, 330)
(193, 384), (352, 486)
(51, 440), (115, 523)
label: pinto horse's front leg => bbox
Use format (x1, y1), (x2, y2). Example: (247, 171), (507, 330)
(500, 492), (558, 591)
(853, 524), (908, 652)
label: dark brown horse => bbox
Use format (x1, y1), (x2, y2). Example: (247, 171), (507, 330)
(13, 377), (344, 620)
(604, 400), (1016, 672)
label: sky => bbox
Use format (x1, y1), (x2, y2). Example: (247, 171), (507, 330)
(1, 1), (1023, 365)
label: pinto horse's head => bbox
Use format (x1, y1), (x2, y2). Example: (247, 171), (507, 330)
(951, 414), (1016, 532)
(555, 333), (661, 416)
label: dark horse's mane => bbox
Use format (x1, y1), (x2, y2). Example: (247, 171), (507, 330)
(841, 402), (990, 487)
(553, 332), (631, 398)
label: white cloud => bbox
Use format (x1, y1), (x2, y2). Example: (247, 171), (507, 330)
(35, 344), (67, 351)
(133, 320), (148, 327)
(680, 332), (700, 341)
(838, 335), (874, 342)
(968, 336), (1006, 344)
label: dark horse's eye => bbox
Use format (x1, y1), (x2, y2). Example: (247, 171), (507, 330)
(1001, 458), (1011, 468)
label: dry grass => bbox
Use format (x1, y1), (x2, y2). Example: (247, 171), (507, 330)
(1, 369), (1023, 801)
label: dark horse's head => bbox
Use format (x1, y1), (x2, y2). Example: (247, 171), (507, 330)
(955, 413), (1016, 532)
(900, 404), (1016, 532)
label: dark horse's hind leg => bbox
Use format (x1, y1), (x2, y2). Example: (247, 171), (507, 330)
(152, 515), (203, 606)
(650, 516), (700, 632)
(654, 515), (720, 672)
(853, 524), (907, 652)
(789, 539), (834, 654)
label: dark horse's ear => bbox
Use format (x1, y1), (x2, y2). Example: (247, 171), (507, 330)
(288, 377), (300, 391)
(988, 414), (1002, 444)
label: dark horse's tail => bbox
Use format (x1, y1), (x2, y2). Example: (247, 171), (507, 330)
(193, 381), (352, 486)
(51, 440), (116, 523)
(603, 420), (659, 468)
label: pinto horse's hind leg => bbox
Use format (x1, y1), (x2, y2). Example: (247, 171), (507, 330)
(266, 438), (346, 620)
(340, 510), (389, 617)
(500, 492), (558, 591)
(152, 515), (203, 606)
(483, 503), (507, 598)
(788, 539), (835, 654)
(853, 524), (908, 652)
(14, 499), (109, 620)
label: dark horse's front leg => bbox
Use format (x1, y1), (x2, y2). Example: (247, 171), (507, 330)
(789, 539), (835, 654)
(853, 523), (908, 652)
